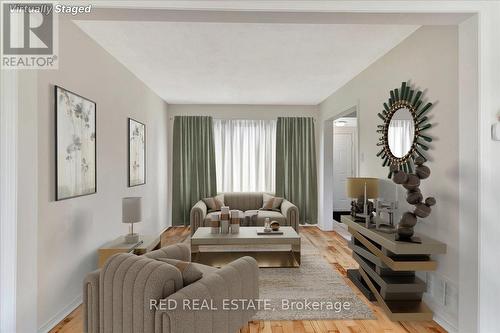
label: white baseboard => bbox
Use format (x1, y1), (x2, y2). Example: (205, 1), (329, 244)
(433, 311), (458, 333)
(160, 225), (173, 235)
(38, 294), (82, 333)
(423, 292), (458, 333)
(317, 221), (333, 231)
(37, 224), (170, 333)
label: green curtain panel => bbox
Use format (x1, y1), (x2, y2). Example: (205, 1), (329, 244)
(172, 116), (217, 226)
(276, 117), (318, 224)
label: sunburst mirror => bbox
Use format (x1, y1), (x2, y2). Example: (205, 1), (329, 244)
(377, 82), (433, 178)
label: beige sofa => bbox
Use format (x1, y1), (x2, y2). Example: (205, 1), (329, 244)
(83, 243), (259, 333)
(190, 192), (299, 235)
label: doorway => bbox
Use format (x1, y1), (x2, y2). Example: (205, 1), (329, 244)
(331, 109), (358, 237)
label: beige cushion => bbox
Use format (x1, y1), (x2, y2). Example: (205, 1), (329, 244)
(155, 256), (260, 333)
(202, 194), (225, 212)
(144, 243), (191, 261)
(191, 262), (218, 276)
(158, 258), (203, 286)
(204, 209), (287, 227)
(223, 192), (263, 211)
(261, 193), (283, 211)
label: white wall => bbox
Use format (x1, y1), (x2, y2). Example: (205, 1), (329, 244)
(36, 17), (169, 331)
(167, 104), (319, 224)
(319, 26), (459, 328)
(478, 4), (500, 333)
(458, 15), (479, 333)
(16, 71), (39, 333)
(1, 70), (21, 333)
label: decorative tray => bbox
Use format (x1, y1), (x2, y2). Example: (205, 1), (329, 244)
(257, 230), (284, 235)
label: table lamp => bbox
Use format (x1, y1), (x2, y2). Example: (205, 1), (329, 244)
(122, 197), (142, 243)
(346, 178), (379, 227)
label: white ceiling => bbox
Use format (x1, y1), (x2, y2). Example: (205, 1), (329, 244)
(75, 20), (419, 105)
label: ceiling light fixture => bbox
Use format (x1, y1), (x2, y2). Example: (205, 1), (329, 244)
(335, 120), (347, 127)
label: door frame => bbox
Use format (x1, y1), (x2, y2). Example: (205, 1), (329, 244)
(320, 105), (359, 231)
(0, 70), (18, 333)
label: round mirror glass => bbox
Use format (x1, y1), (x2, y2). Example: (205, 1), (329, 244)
(388, 108), (415, 158)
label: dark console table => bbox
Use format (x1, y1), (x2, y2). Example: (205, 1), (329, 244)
(341, 215), (446, 321)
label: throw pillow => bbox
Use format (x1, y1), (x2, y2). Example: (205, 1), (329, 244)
(202, 194), (225, 212)
(158, 258), (203, 286)
(261, 193), (284, 211)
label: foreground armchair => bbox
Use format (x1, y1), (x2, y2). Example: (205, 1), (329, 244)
(83, 243), (259, 333)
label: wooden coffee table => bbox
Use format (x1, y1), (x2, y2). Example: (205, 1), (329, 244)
(191, 226), (301, 268)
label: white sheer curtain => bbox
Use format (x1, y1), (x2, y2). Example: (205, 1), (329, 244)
(388, 120), (415, 157)
(213, 119), (276, 193)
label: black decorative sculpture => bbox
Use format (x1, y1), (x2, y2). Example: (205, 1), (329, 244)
(390, 157), (436, 243)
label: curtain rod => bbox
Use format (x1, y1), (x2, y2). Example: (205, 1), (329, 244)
(168, 116), (316, 122)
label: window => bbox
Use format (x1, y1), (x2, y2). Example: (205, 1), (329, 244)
(388, 119), (414, 158)
(213, 119), (276, 193)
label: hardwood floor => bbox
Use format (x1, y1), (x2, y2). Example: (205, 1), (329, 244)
(49, 226), (446, 333)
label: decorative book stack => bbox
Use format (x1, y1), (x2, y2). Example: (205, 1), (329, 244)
(220, 206), (230, 233)
(210, 214), (220, 234)
(230, 210), (241, 234)
(210, 207), (241, 234)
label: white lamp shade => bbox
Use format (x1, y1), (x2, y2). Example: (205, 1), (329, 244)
(122, 197), (142, 224)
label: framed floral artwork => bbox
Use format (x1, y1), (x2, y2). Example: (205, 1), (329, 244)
(128, 118), (146, 186)
(55, 86), (97, 200)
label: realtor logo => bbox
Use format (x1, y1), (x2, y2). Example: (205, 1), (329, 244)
(1, 2), (58, 69)
(3, 3), (53, 54)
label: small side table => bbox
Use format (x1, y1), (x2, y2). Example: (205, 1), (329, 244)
(98, 235), (161, 268)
